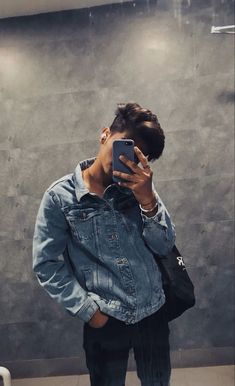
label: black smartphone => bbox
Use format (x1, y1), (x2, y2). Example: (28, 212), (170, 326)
(112, 139), (137, 183)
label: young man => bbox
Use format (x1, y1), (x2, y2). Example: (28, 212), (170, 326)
(33, 102), (176, 386)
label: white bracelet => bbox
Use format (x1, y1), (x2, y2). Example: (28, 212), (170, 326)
(139, 201), (158, 213)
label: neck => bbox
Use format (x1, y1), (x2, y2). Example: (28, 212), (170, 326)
(83, 158), (113, 193)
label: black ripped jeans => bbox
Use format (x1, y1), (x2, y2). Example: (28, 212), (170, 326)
(83, 304), (171, 386)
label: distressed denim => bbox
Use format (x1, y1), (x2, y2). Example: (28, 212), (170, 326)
(32, 158), (176, 324)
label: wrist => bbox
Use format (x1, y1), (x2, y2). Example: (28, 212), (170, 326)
(140, 201), (158, 214)
(139, 193), (157, 210)
(139, 191), (158, 216)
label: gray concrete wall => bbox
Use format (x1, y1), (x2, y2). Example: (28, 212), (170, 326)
(0, 0), (234, 378)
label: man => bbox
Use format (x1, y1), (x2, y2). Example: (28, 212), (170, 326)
(33, 102), (176, 386)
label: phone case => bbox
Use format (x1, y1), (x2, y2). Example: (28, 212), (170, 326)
(112, 139), (135, 182)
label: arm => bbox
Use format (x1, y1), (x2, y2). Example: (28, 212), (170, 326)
(32, 190), (99, 322)
(140, 189), (176, 256)
(112, 147), (176, 257)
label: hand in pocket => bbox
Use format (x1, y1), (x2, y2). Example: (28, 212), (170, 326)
(88, 309), (110, 328)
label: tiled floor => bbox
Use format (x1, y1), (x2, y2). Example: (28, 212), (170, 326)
(8, 366), (235, 386)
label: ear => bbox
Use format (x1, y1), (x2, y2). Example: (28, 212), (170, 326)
(101, 127), (110, 135)
(100, 127), (111, 143)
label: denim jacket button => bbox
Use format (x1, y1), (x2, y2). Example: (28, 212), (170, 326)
(109, 233), (118, 240)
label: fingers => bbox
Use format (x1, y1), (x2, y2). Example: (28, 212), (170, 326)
(134, 146), (149, 169)
(113, 147), (152, 188)
(117, 148), (151, 174)
(118, 154), (140, 174)
(113, 170), (138, 182)
(117, 180), (133, 188)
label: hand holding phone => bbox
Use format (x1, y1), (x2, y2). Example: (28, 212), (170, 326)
(112, 141), (156, 210)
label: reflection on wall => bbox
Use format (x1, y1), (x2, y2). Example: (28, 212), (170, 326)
(0, 0), (234, 378)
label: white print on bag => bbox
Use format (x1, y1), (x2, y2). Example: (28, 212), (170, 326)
(177, 256), (186, 270)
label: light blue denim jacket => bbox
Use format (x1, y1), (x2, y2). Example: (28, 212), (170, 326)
(32, 158), (176, 324)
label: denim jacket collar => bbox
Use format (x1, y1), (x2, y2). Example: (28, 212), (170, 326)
(74, 158), (96, 202)
(73, 157), (133, 203)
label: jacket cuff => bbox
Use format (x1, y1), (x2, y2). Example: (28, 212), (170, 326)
(76, 296), (100, 322)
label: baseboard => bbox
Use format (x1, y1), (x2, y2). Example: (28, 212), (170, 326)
(1, 346), (234, 379)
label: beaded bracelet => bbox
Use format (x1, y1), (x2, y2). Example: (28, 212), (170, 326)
(139, 200), (158, 213)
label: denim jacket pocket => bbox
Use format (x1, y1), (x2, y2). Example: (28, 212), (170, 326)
(66, 208), (99, 242)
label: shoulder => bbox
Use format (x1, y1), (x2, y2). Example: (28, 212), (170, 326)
(44, 173), (76, 208)
(46, 173), (74, 192)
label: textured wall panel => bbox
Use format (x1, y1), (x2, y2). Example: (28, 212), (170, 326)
(0, 0), (234, 376)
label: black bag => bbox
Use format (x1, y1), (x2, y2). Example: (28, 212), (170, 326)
(154, 245), (196, 321)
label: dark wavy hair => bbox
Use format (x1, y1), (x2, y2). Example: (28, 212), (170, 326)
(109, 102), (165, 161)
